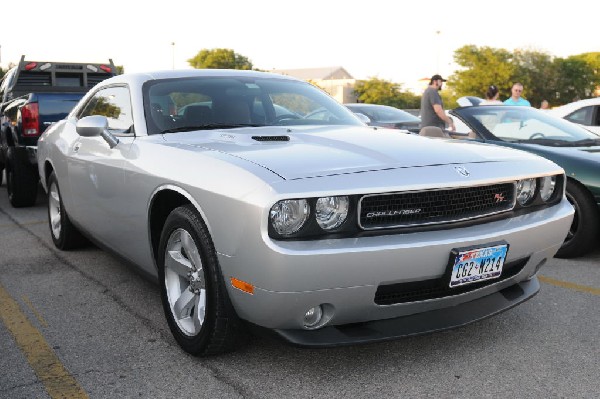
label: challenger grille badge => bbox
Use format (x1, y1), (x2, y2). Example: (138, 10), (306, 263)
(454, 166), (470, 177)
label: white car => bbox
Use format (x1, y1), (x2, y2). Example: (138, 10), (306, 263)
(37, 69), (573, 356)
(548, 97), (600, 134)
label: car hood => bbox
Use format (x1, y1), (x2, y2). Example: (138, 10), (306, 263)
(162, 125), (539, 180)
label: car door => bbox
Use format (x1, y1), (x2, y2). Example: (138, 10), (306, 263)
(67, 85), (137, 252)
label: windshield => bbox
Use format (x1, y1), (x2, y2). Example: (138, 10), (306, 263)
(144, 76), (363, 134)
(452, 105), (600, 144)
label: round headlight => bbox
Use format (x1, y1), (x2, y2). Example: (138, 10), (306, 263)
(270, 199), (309, 236)
(315, 196), (350, 230)
(516, 178), (537, 205)
(539, 176), (557, 202)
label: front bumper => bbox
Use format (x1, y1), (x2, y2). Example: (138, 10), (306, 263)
(270, 278), (539, 347)
(219, 198), (572, 333)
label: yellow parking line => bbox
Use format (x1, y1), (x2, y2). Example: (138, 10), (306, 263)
(539, 275), (600, 296)
(22, 295), (49, 328)
(0, 283), (88, 399)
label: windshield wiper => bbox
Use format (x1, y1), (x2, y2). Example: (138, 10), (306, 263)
(161, 123), (263, 133)
(569, 138), (600, 146)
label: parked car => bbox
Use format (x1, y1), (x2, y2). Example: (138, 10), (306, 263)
(345, 103), (421, 132)
(450, 105), (599, 258)
(548, 97), (600, 135)
(37, 69), (573, 356)
(0, 55), (116, 206)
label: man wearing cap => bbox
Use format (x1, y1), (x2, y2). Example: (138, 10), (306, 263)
(420, 74), (455, 131)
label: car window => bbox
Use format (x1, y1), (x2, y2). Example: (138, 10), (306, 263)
(143, 76), (362, 134)
(565, 106), (592, 125)
(78, 86), (134, 134)
(453, 106), (600, 143)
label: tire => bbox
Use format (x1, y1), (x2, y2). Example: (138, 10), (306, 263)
(0, 166), (4, 186)
(555, 180), (600, 258)
(158, 204), (246, 356)
(6, 147), (38, 207)
(47, 172), (87, 250)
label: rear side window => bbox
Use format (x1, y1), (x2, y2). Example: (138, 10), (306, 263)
(78, 86), (134, 134)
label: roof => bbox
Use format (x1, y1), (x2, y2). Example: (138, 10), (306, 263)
(272, 66), (354, 81)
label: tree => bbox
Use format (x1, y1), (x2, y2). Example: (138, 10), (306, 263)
(353, 77), (420, 108)
(451, 45), (516, 101)
(188, 48), (253, 70)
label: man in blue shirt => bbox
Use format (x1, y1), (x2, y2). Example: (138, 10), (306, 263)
(504, 83), (531, 106)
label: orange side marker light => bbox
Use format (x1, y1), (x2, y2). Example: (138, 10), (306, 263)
(230, 277), (254, 295)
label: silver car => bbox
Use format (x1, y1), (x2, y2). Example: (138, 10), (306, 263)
(37, 69), (573, 356)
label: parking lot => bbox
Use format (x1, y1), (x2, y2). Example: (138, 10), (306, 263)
(1, 181), (599, 399)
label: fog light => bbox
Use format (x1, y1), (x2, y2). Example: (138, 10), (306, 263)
(303, 306), (323, 328)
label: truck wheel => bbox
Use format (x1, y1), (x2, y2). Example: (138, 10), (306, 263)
(6, 147), (39, 207)
(0, 166), (4, 186)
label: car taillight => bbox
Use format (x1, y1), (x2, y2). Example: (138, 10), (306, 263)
(21, 103), (40, 136)
(100, 65), (112, 73)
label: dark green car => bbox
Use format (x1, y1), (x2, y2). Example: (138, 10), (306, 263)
(450, 105), (600, 258)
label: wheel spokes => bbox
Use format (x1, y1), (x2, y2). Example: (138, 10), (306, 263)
(173, 289), (195, 320)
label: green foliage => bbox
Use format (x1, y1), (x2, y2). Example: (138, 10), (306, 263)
(188, 48), (253, 70)
(115, 65), (125, 75)
(353, 77), (420, 108)
(451, 45), (516, 101)
(451, 46), (600, 107)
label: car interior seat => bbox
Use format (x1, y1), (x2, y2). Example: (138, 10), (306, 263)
(213, 98), (251, 125)
(419, 126), (450, 138)
(184, 105), (213, 126)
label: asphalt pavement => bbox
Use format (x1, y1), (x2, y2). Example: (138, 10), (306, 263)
(1, 179), (598, 399)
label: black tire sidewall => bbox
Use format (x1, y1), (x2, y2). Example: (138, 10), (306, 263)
(557, 180), (600, 258)
(157, 205), (221, 355)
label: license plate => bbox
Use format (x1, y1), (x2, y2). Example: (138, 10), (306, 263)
(449, 243), (508, 288)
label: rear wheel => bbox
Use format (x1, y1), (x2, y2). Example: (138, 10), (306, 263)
(47, 172), (87, 250)
(6, 147), (38, 207)
(555, 180), (600, 258)
(158, 204), (246, 356)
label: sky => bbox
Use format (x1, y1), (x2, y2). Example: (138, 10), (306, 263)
(1, 0), (597, 92)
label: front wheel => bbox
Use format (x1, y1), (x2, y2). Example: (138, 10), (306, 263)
(158, 204), (246, 356)
(555, 180), (600, 258)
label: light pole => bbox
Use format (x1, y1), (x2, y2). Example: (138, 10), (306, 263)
(435, 30), (441, 73)
(171, 42), (175, 70)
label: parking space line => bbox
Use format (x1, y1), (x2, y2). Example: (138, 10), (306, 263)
(539, 275), (600, 296)
(22, 295), (49, 328)
(0, 283), (89, 399)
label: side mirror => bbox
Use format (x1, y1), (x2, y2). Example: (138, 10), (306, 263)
(76, 116), (119, 148)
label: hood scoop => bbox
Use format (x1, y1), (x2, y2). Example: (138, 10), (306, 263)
(252, 135), (290, 142)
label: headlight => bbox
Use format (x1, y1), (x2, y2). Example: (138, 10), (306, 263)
(539, 176), (557, 202)
(516, 178), (537, 205)
(270, 199), (309, 236)
(315, 196), (350, 230)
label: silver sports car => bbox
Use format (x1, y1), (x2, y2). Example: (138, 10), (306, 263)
(37, 69), (573, 356)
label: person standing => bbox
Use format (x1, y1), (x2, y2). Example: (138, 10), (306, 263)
(504, 83), (531, 106)
(480, 85), (503, 105)
(420, 74), (455, 131)
(540, 100), (550, 110)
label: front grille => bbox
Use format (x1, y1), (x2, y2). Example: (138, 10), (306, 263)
(374, 257), (529, 305)
(359, 183), (515, 230)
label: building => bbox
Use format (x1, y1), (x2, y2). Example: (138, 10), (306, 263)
(272, 66), (357, 103)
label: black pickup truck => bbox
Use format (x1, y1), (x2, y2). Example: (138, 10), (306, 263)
(0, 56), (116, 207)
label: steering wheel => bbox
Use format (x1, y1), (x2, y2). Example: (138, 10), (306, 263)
(529, 132), (546, 140)
(273, 114), (300, 123)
